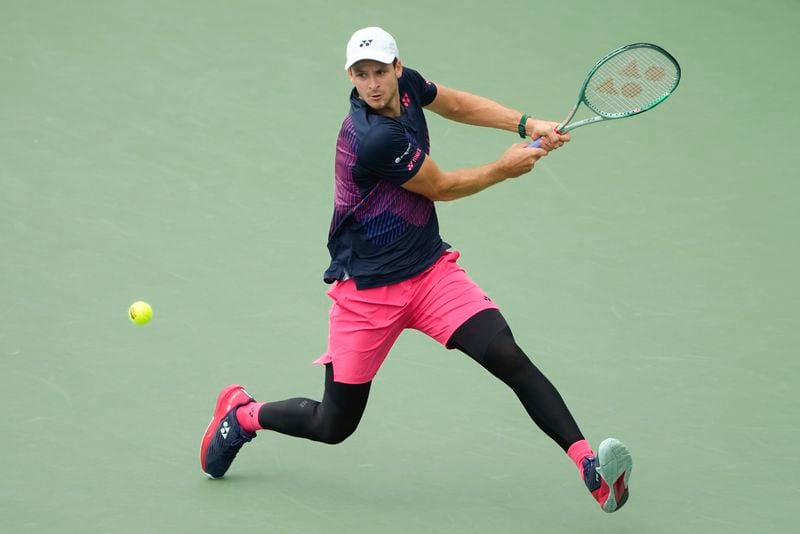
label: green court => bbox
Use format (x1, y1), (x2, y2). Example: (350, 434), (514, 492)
(2, 1), (798, 532)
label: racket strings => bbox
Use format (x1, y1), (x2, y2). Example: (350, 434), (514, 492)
(584, 47), (679, 117)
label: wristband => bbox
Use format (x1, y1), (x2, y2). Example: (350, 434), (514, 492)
(518, 114), (529, 138)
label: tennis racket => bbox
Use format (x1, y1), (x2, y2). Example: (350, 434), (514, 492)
(530, 43), (681, 148)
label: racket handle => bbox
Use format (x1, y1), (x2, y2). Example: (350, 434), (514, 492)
(528, 126), (563, 148)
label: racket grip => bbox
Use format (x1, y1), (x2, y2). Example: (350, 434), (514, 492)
(528, 138), (543, 148)
(528, 126), (563, 148)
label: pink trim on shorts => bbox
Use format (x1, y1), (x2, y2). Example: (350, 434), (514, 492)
(313, 250), (499, 384)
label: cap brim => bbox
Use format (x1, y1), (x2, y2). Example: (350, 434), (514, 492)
(344, 52), (396, 70)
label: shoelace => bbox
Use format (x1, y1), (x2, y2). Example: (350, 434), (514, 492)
(217, 422), (255, 460)
(582, 456), (601, 492)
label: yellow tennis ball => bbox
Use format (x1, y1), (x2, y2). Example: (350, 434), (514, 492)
(129, 301), (153, 325)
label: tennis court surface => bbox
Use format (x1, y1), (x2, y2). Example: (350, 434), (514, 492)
(2, 1), (798, 532)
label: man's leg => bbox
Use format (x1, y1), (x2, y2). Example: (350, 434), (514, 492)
(200, 363), (371, 478)
(242, 363), (371, 444)
(201, 274), (410, 479)
(447, 309), (584, 451)
(447, 309), (633, 513)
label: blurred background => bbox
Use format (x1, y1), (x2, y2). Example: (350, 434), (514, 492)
(2, 1), (798, 532)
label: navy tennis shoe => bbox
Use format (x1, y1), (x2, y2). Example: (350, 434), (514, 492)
(200, 384), (257, 479)
(582, 438), (633, 512)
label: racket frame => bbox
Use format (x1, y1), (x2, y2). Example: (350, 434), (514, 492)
(557, 42), (681, 134)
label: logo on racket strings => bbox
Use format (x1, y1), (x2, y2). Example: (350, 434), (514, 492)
(596, 59), (667, 98)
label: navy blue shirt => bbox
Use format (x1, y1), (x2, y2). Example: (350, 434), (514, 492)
(324, 67), (449, 289)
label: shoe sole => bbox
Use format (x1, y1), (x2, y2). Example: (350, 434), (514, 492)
(596, 438), (633, 513)
(200, 384), (253, 479)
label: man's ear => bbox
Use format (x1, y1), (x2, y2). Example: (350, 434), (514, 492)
(394, 58), (403, 79)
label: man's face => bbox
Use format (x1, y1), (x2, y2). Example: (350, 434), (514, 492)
(348, 59), (403, 113)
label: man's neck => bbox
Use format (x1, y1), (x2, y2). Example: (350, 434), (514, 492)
(379, 103), (402, 118)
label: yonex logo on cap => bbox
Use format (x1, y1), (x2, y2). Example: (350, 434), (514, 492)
(360, 39), (373, 47)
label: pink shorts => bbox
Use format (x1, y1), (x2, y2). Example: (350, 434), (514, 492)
(313, 250), (499, 384)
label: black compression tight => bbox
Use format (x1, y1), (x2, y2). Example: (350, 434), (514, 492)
(447, 309), (585, 451)
(258, 309), (584, 451)
(257, 363), (371, 444)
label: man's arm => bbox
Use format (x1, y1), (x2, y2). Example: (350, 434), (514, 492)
(425, 84), (567, 147)
(401, 142), (547, 202)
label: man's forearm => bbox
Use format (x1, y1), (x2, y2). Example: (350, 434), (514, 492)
(431, 87), (524, 134)
(434, 162), (508, 201)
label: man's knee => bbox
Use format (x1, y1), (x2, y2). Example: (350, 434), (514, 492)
(317, 421), (359, 444)
(483, 327), (532, 380)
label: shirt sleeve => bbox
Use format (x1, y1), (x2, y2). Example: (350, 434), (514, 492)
(355, 120), (426, 186)
(403, 67), (438, 106)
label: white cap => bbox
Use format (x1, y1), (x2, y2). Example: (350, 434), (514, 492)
(344, 27), (399, 70)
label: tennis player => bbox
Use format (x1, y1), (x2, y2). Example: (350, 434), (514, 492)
(201, 26), (633, 513)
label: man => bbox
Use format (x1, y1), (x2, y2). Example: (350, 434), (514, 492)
(201, 27), (633, 513)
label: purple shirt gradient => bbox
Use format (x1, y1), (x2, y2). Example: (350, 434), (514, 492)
(324, 67), (448, 289)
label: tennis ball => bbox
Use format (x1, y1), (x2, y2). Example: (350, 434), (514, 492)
(129, 301), (153, 325)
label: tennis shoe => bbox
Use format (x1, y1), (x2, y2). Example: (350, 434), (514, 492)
(200, 384), (257, 479)
(582, 438), (633, 513)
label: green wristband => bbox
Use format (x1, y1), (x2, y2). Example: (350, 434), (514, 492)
(518, 114), (529, 138)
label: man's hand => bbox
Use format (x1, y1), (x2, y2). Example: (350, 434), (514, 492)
(495, 142), (548, 178)
(526, 119), (571, 151)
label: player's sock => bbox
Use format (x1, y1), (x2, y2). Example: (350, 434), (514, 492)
(236, 402), (266, 433)
(567, 439), (594, 474)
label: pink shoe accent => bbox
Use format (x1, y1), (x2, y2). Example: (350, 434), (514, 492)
(236, 402), (266, 433)
(593, 477), (611, 507)
(612, 473), (627, 505)
(592, 470), (628, 511)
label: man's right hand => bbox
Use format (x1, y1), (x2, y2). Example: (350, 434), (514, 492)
(495, 142), (548, 178)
